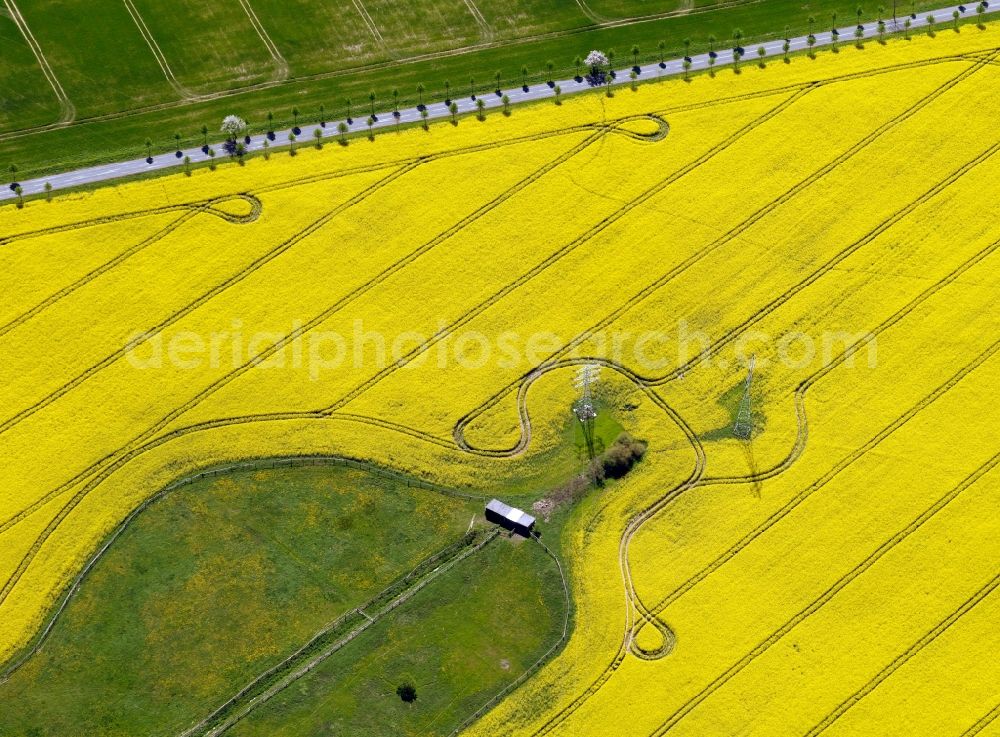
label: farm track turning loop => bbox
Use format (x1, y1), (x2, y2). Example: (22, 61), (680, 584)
(0, 196), (263, 341)
(648, 441), (1000, 736)
(2, 50), (999, 735)
(0, 192), (261, 247)
(518, 149), (1000, 737)
(453, 50), (1000, 449)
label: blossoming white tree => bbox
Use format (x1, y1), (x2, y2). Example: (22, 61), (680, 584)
(220, 115), (247, 143)
(584, 50), (609, 87)
(585, 50), (608, 69)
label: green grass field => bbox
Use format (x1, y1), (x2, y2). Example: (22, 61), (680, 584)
(228, 535), (566, 737)
(0, 465), (519, 736)
(0, 14), (60, 131)
(1, 0), (936, 179)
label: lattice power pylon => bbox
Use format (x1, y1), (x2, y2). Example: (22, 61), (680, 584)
(573, 364), (601, 422)
(573, 364), (601, 464)
(733, 355), (756, 440)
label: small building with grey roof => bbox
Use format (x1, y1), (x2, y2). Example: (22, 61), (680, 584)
(485, 499), (536, 535)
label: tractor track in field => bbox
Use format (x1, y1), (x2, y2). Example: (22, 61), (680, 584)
(120, 0), (198, 99)
(0, 164), (417, 441)
(236, 0), (290, 82)
(961, 702), (1000, 737)
(0, 193), (262, 246)
(500, 170), (1000, 736)
(802, 570), (1000, 737)
(1, 49), (998, 735)
(1, 0), (74, 124)
(453, 50), (1000, 447)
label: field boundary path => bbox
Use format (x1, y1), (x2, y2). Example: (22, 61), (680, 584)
(2, 0), (997, 202)
(180, 528), (501, 737)
(2, 0), (74, 123)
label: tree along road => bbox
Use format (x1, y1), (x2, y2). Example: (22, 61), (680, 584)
(1, 0), (995, 203)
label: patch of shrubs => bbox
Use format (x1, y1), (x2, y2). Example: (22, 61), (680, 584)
(598, 433), (648, 480)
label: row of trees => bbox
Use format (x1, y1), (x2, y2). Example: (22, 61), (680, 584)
(8, 1), (990, 208)
(139, 0), (992, 157)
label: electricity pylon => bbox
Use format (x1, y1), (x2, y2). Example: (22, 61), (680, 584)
(573, 364), (601, 465)
(733, 355), (756, 440)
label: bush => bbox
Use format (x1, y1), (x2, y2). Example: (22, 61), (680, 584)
(600, 434), (648, 479)
(397, 683), (417, 703)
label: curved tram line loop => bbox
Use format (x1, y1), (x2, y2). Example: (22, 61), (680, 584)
(0, 47), (995, 722)
(0, 453), (492, 685)
(0, 110), (667, 449)
(0, 118), (619, 533)
(803, 575), (1000, 736)
(0, 193), (261, 247)
(0, 113), (673, 611)
(453, 50), (1000, 452)
(960, 702), (1000, 737)
(648, 448), (1000, 736)
(0, 163), (418, 440)
(0, 195), (263, 341)
(514, 203), (1000, 735)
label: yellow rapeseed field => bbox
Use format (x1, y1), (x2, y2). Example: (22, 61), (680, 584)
(2, 24), (999, 737)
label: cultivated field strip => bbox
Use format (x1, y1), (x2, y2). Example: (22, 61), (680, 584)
(0, 17), (988, 146)
(333, 57), (996, 417)
(804, 574), (1000, 737)
(0, 127), (600, 528)
(645, 397), (1000, 735)
(451, 52), (1000, 446)
(646, 334), (1000, 620)
(2, 35), (998, 735)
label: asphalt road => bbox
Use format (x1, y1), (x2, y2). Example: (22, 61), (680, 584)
(1, 0), (994, 203)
